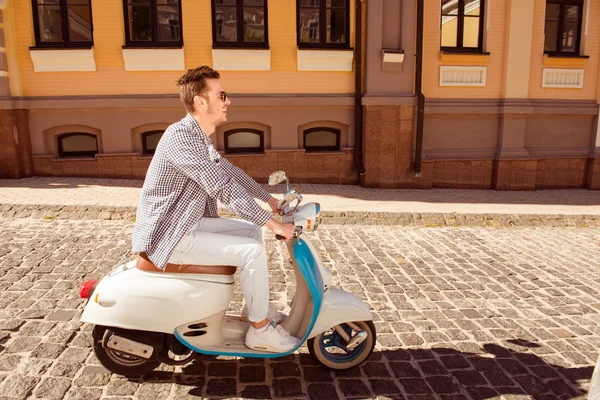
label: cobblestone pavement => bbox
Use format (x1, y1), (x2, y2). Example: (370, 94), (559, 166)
(0, 217), (598, 400)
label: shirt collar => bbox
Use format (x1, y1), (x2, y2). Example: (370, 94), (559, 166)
(184, 113), (211, 146)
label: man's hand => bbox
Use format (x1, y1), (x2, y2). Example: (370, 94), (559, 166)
(267, 196), (281, 214)
(265, 218), (295, 241)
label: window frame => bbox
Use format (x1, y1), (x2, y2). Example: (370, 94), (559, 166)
(211, 0), (269, 49)
(224, 128), (265, 154)
(544, 0), (584, 57)
(440, 0), (486, 53)
(57, 132), (98, 158)
(122, 0), (183, 49)
(296, 0), (350, 49)
(303, 127), (340, 152)
(141, 130), (164, 155)
(31, 0), (94, 49)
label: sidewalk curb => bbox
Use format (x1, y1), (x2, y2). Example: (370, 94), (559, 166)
(1, 203), (599, 228)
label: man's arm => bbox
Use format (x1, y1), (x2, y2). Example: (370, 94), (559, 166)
(218, 156), (271, 203)
(166, 133), (271, 227)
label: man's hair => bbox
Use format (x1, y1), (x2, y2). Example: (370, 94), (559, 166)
(176, 66), (220, 113)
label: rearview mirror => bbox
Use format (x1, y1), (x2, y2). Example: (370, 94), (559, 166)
(268, 171), (288, 186)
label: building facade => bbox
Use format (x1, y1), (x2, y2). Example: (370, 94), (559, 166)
(1, 0), (599, 190)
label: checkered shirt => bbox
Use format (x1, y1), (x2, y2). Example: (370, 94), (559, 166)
(132, 114), (273, 269)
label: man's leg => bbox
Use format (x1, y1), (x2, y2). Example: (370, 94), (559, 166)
(169, 218), (269, 324)
(168, 217), (300, 352)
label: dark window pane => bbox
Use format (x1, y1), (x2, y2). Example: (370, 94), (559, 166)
(129, 5), (152, 41)
(544, 20), (559, 51)
(38, 5), (63, 42)
(227, 132), (261, 148)
(300, 0), (319, 6)
(299, 8), (319, 42)
(143, 131), (163, 154)
(326, 0), (345, 7)
(564, 5), (580, 22)
(157, 5), (180, 41)
(463, 15), (479, 47)
(326, 8), (345, 43)
(441, 0), (458, 15)
(60, 134), (97, 152)
(464, 0), (480, 16)
(545, 3), (560, 20)
(67, 4), (92, 42)
(562, 22), (579, 52)
(244, 6), (265, 42)
(37, 0), (59, 4)
(305, 130), (338, 148)
(441, 13), (458, 47)
(215, 6), (237, 42)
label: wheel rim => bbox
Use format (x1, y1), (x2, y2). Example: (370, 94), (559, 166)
(104, 346), (148, 367)
(318, 323), (368, 363)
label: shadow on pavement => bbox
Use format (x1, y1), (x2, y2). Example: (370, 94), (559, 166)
(132, 343), (594, 399)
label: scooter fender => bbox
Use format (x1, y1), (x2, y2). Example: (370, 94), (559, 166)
(307, 288), (373, 339)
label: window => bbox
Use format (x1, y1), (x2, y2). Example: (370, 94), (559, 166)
(212, 0), (268, 48)
(303, 127), (340, 152)
(297, 0), (349, 48)
(224, 129), (264, 153)
(141, 130), (164, 155)
(57, 133), (98, 158)
(544, 0), (583, 56)
(440, 0), (485, 52)
(32, 0), (93, 48)
(123, 0), (182, 47)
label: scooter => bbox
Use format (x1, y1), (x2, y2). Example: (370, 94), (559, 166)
(78, 171), (377, 376)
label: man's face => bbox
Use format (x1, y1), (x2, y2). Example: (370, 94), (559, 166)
(201, 79), (230, 127)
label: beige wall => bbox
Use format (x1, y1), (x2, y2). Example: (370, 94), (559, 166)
(422, 0), (507, 99)
(7, 0), (356, 97)
(528, 0), (600, 100)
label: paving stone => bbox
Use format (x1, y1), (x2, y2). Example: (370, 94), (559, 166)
(339, 379), (371, 397)
(135, 383), (173, 400)
(307, 383), (339, 400)
(47, 310), (78, 322)
(106, 379), (139, 396)
(33, 377), (71, 399)
(240, 384), (272, 399)
(74, 371), (111, 387)
(50, 362), (81, 378)
(65, 387), (103, 400)
(207, 361), (237, 377)
(271, 360), (301, 377)
(0, 355), (21, 372)
(0, 374), (39, 397)
(31, 342), (66, 359)
(239, 365), (266, 383)
(17, 358), (53, 376)
(205, 378), (236, 397)
(273, 377), (304, 397)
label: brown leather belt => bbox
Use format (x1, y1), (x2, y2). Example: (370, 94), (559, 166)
(136, 252), (236, 275)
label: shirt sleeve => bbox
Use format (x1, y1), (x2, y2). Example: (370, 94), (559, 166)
(218, 155), (272, 203)
(165, 133), (272, 226)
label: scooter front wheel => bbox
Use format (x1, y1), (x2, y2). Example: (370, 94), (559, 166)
(307, 320), (376, 370)
(92, 325), (161, 377)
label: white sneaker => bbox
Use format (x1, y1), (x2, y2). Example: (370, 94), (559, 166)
(241, 303), (287, 324)
(245, 322), (301, 353)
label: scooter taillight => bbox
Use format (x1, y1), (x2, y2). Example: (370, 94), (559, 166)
(79, 280), (98, 299)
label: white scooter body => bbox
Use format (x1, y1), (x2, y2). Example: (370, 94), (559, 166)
(81, 174), (374, 362)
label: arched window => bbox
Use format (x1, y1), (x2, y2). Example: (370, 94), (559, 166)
(303, 127), (340, 152)
(142, 130), (164, 155)
(57, 132), (98, 158)
(224, 129), (264, 154)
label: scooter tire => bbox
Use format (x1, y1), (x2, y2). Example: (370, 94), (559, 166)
(92, 325), (161, 377)
(307, 320), (376, 370)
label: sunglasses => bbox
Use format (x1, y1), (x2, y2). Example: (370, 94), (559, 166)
(204, 91), (227, 102)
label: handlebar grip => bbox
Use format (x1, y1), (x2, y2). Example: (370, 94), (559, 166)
(275, 234), (284, 240)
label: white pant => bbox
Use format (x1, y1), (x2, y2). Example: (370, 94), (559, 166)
(168, 217), (269, 323)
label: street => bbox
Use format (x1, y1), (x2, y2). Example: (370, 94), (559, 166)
(0, 217), (598, 399)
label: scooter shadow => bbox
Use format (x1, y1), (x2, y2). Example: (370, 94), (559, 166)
(128, 342), (594, 400)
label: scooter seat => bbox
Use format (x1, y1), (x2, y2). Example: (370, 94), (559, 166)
(136, 253), (237, 275)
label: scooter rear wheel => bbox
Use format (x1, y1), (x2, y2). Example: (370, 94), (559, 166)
(307, 320), (376, 370)
(92, 325), (161, 377)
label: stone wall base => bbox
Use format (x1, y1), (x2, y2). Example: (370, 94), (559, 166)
(0, 109), (33, 179)
(30, 150), (360, 184)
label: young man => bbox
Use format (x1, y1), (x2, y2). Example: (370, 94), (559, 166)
(132, 66), (300, 352)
